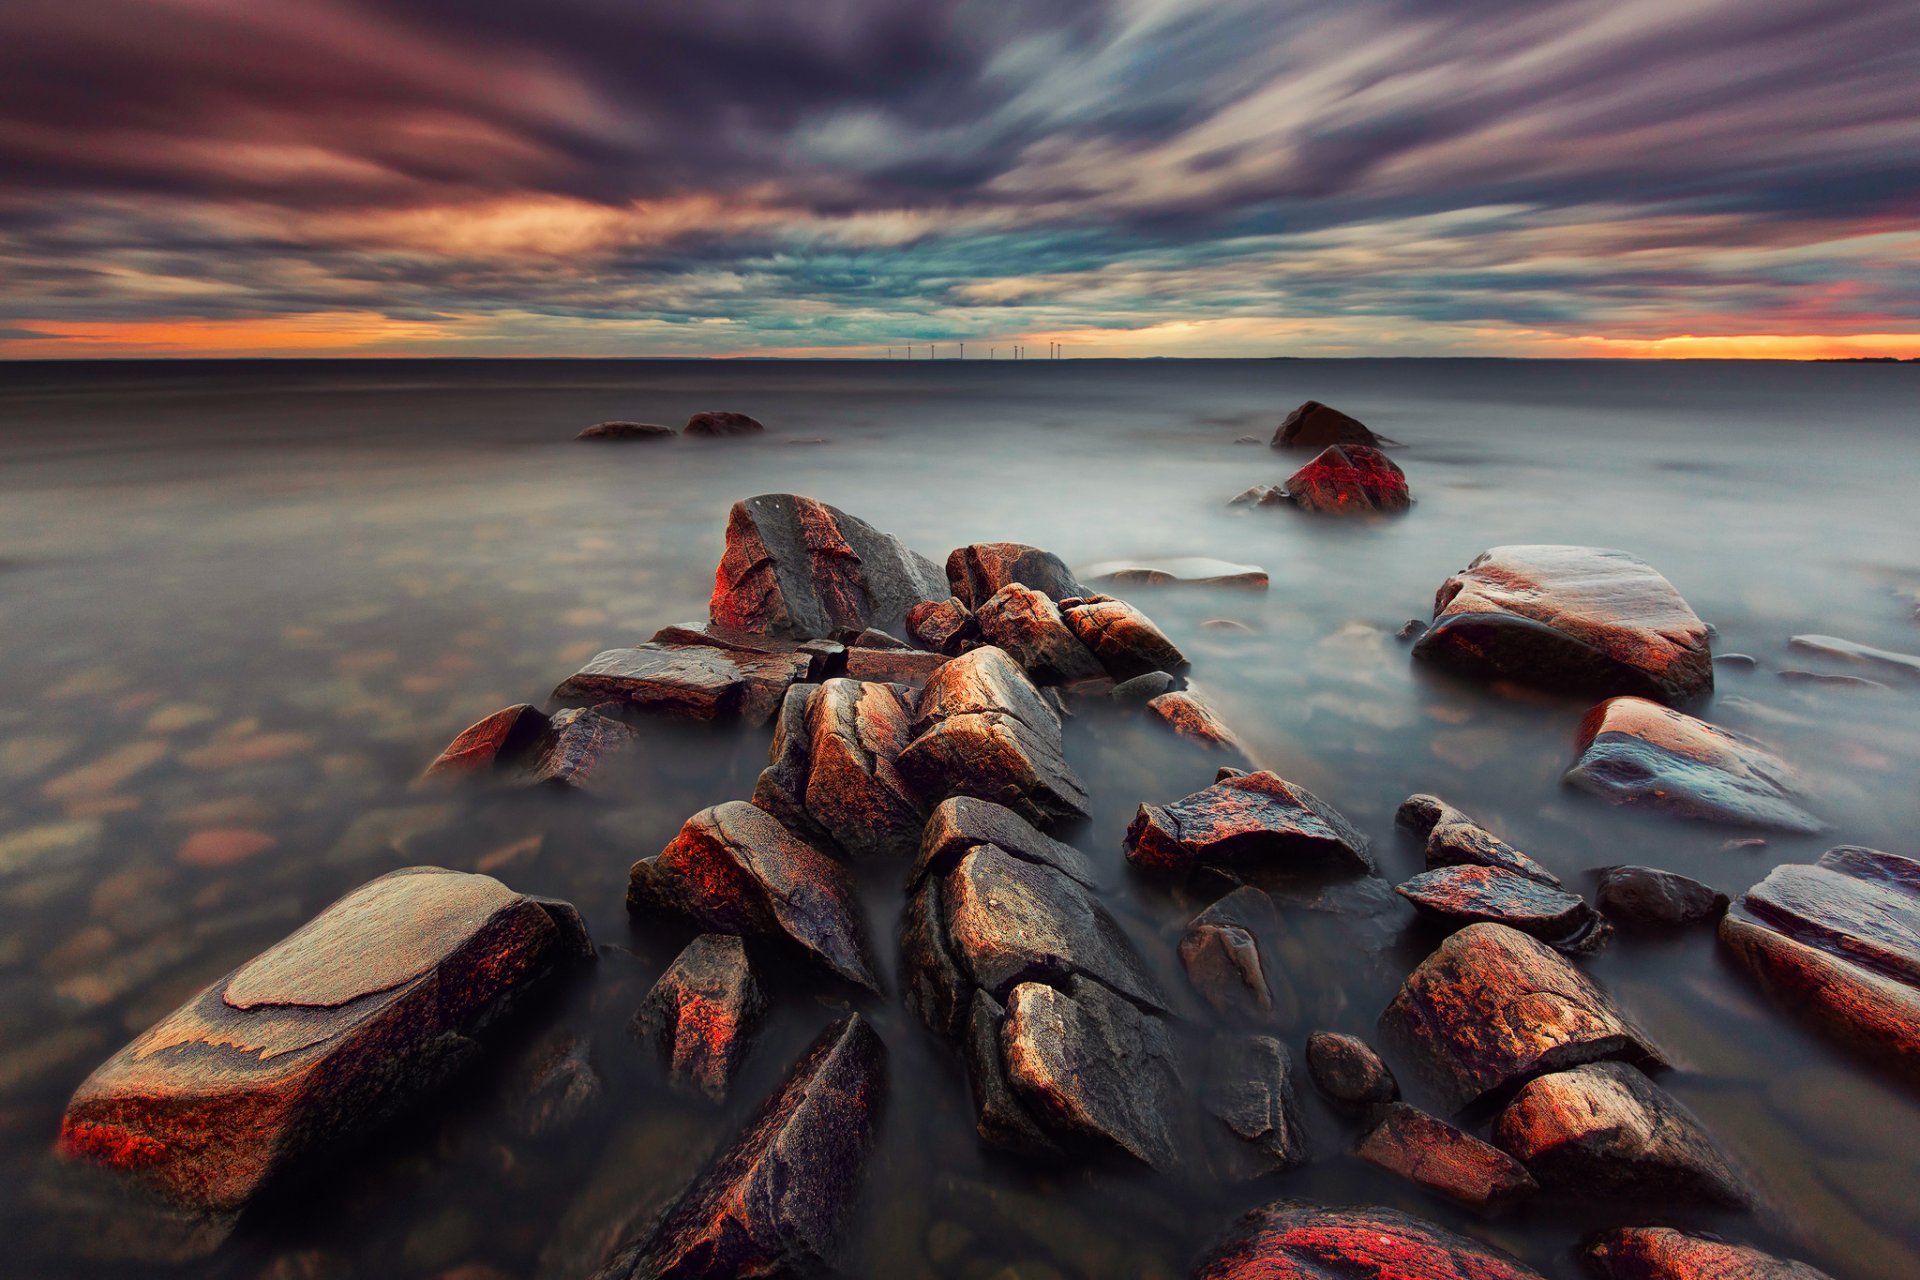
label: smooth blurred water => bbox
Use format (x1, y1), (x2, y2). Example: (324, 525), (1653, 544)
(0, 358), (1916, 1279)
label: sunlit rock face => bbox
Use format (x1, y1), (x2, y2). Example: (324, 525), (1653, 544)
(1411, 545), (1713, 704)
(945, 542), (1087, 608)
(1282, 444), (1411, 514)
(1269, 400), (1388, 450)
(753, 677), (923, 862)
(1123, 769), (1373, 883)
(1059, 595), (1188, 680)
(57, 867), (592, 1216)
(1194, 1201), (1547, 1280)
(1586, 1227), (1837, 1280)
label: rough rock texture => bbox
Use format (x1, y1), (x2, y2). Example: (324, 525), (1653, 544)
(1147, 690), (1242, 751)
(841, 646), (948, 687)
(1060, 597), (1188, 680)
(911, 644), (1061, 738)
(1493, 1062), (1747, 1207)
(1124, 770), (1373, 881)
(752, 679), (922, 861)
(946, 543), (1086, 608)
(551, 643), (812, 727)
(1180, 887), (1280, 1021)
(1270, 400), (1386, 450)
(1085, 559), (1269, 591)
(1719, 846), (1920, 1087)
(1411, 546), (1713, 705)
(1306, 1031), (1398, 1110)
(1585, 1228), (1834, 1280)
(1355, 1102), (1537, 1212)
(1787, 633), (1920, 680)
(708, 494), (947, 640)
(648, 622), (843, 681)
(1113, 670), (1179, 702)
(1380, 923), (1665, 1113)
(1283, 444), (1411, 515)
(1396, 795), (1561, 886)
(974, 584), (1105, 683)
(1396, 866), (1609, 954)
(578, 421), (674, 441)
(57, 867), (592, 1214)
(519, 706), (641, 788)
(909, 794), (1099, 892)
(905, 597), (978, 655)
(420, 704), (550, 781)
(1594, 866), (1727, 930)
(1195, 1201), (1547, 1280)
(1203, 1033), (1308, 1179)
(627, 802), (879, 992)
(1565, 697), (1822, 833)
(682, 410), (764, 437)
(632, 935), (768, 1102)
(593, 1014), (885, 1280)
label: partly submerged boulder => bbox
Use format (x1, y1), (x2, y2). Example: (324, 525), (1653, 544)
(1146, 690), (1242, 752)
(632, 934), (768, 1102)
(946, 542), (1086, 608)
(973, 584), (1105, 684)
(1282, 444), (1410, 515)
(752, 679), (922, 862)
(1354, 1101), (1537, 1212)
(420, 703), (549, 781)
(1395, 794), (1561, 885)
(577, 421), (674, 441)
(1203, 1033), (1309, 1180)
(682, 410), (765, 437)
(1123, 770), (1372, 882)
(1396, 865), (1610, 954)
(1585, 1227), (1834, 1280)
(1269, 400), (1387, 450)
(1411, 545), (1713, 704)
(1594, 866), (1728, 930)
(419, 702), (638, 790)
(1305, 1031), (1399, 1110)
(551, 643), (812, 727)
(1060, 596), (1188, 680)
(1195, 1201), (1546, 1280)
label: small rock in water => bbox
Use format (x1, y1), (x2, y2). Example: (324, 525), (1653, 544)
(1227, 484), (1286, 508)
(576, 421), (674, 441)
(418, 703), (550, 782)
(946, 542), (1086, 608)
(175, 828), (277, 869)
(632, 934), (767, 1102)
(1586, 1227), (1835, 1279)
(1060, 596), (1188, 680)
(1716, 652), (1759, 669)
(1777, 669), (1888, 690)
(1081, 557), (1269, 591)
(906, 596), (979, 655)
(1593, 865), (1727, 930)
(1110, 670), (1178, 702)
(1194, 1201), (1546, 1280)
(1396, 618), (1428, 642)
(682, 410), (764, 436)
(1124, 769), (1373, 882)
(511, 1030), (603, 1137)
(1146, 689), (1242, 752)
(1395, 793), (1561, 885)
(1305, 1031), (1398, 1110)
(1354, 1101), (1537, 1212)
(1281, 444), (1411, 515)
(1180, 887), (1279, 1021)
(1395, 864), (1610, 954)
(1269, 400), (1388, 450)
(1202, 1033), (1308, 1179)
(1788, 633), (1920, 680)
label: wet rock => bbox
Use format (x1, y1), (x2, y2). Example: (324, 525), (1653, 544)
(1270, 400), (1387, 450)
(1787, 633), (1920, 681)
(910, 794), (1099, 892)
(906, 597), (979, 655)
(1305, 1031), (1398, 1110)
(551, 644), (811, 727)
(1380, 923), (1666, 1112)
(419, 704), (549, 782)
(1227, 485), (1286, 508)
(1082, 558), (1269, 591)
(1585, 1227), (1834, 1279)
(1195, 1201), (1545, 1280)
(1564, 697), (1822, 832)
(1180, 887), (1280, 1021)
(512, 1031), (603, 1137)
(1396, 865), (1610, 954)
(1111, 671), (1178, 703)
(519, 706), (640, 789)
(58, 868), (592, 1214)
(1282, 444), (1411, 515)
(709, 494), (947, 640)
(682, 410), (764, 437)
(627, 802), (879, 991)
(648, 622), (843, 681)
(1061, 597), (1188, 680)
(842, 646), (948, 686)
(1203, 1033), (1308, 1179)
(974, 584), (1105, 684)
(1124, 770), (1373, 882)
(1355, 1102), (1537, 1211)
(633, 934), (768, 1102)
(962, 990), (1063, 1157)
(1594, 866), (1727, 930)
(911, 645), (1062, 738)
(1411, 546), (1713, 704)
(946, 543), (1086, 608)
(577, 421), (674, 441)
(1718, 846), (1920, 1086)
(1397, 619), (1428, 642)
(594, 1014), (885, 1280)
(1395, 794), (1561, 885)
(1147, 690), (1242, 752)
(753, 679), (922, 861)
(1492, 1061), (1748, 1207)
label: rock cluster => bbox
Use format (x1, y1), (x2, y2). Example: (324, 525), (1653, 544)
(753, 677), (922, 861)
(1389, 802), (1609, 953)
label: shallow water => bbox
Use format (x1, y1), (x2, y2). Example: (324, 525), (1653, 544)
(1, 357), (1917, 1279)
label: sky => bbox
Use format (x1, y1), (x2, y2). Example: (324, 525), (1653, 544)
(2, 0), (1917, 359)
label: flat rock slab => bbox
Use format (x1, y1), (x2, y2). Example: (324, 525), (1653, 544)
(1270, 400), (1387, 449)
(1306, 1031), (1399, 1109)
(1565, 697), (1822, 833)
(1283, 444), (1411, 514)
(1493, 1061), (1747, 1207)
(1787, 633), (1920, 680)
(577, 421), (674, 441)
(648, 621), (843, 679)
(1396, 865), (1609, 954)
(1396, 794), (1561, 885)
(58, 867), (591, 1214)
(1181, 887), (1280, 1021)
(1203, 1033), (1308, 1180)
(1586, 1228), (1834, 1280)
(1411, 545), (1713, 704)
(1380, 922), (1665, 1113)
(1061, 597), (1188, 680)
(682, 409), (764, 436)
(1124, 770), (1373, 881)
(632, 934), (768, 1102)
(595, 1013), (885, 1280)
(1594, 866), (1727, 930)
(1195, 1201), (1547, 1280)
(974, 584), (1105, 683)
(552, 643), (811, 726)
(1355, 1102), (1537, 1212)
(946, 542), (1086, 607)
(709, 493), (947, 639)
(911, 794), (1098, 891)
(1081, 558), (1269, 591)
(753, 679), (922, 861)
(1147, 690), (1242, 751)
(627, 802), (879, 991)
(912, 644), (1062, 739)
(842, 646), (948, 687)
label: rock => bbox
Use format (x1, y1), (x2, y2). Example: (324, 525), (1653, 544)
(633, 934), (768, 1101)
(1269, 400), (1386, 450)
(1717, 653), (1759, 670)
(551, 644), (811, 727)
(1787, 634), (1920, 681)
(577, 421), (674, 441)
(1379, 923), (1666, 1112)
(1203, 1033), (1308, 1179)
(946, 543), (1085, 608)
(911, 645), (1061, 739)
(518, 706), (640, 789)
(842, 647), (947, 686)
(1397, 619), (1428, 641)
(1354, 1102), (1537, 1211)
(419, 704), (549, 782)
(1564, 697), (1822, 832)
(594, 1014), (885, 1280)
(1411, 546), (1713, 704)
(1594, 866), (1727, 930)
(1111, 671), (1178, 703)
(910, 794), (1099, 892)
(1777, 669), (1888, 689)
(1180, 888), (1279, 1021)
(1195, 1201), (1546, 1280)
(648, 621), (844, 681)
(1228, 485), (1286, 508)
(974, 585), (1105, 684)
(1305, 1031), (1398, 1110)
(1060, 597), (1187, 680)
(1123, 770), (1373, 882)
(626, 802), (879, 991)
(1719, 846), (1920, 1086)
(1147, 691), (1241, 752)
(1202, 618), (1255, 633)
(682, 410), (764, 437)
(1395, 794), (1560, 885)
(1080, 558), (1269, 591)
(58, 868), (592, 1215)
(1585, 1227), (1834, 1279)
(512, 1031), (603, 1137)
(708, 494), (947, 640)
(1234, 435), (1261, 444)
(1493, 1061), (1748, 1207)
(1282, 444), (1411, 515)
(753, 679), (923, 861)
(906, 597), (979, 655)
(1396, 865), (1610, 953)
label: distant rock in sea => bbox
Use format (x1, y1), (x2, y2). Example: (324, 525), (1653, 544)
(685, 410), (765, 436)
(577, 421), (674, 441)
(1270, 400), (1392, 449)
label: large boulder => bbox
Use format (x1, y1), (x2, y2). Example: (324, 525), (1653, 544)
(1380, 923), (1665, 1112)
(578, 420), (674, 441)
(626, 802), (879, 992)
(1202, 1033), (1308, 1180)
(752, 679), (922, 862)
(1353, 1102), (1537, 1212)
(1565, 697), (1822, 832)
(1585, 1228), (1834, 1279)
(708, 494), (947, 639)
(1395, 794), (1561, 885)
(593, 1014), (885, 1280)
(973, 584), (1105, 683)
(683, 409), (765, 437)
(946, 542), (1086, 607)
(1180, 887), (1280, 1022)
(632, 934), (767, 1102)
(1123, 770), (1373, 882)
(551, 643), (813, 726)
(57, 868), (592, 1216)
(1594, 866), (1727, 930)
(1060, 596), (1188, 680)
(1410, 545), (1713, 704)
(1395, 865), (1609, 954)
(1269, 400), (1386, 450)
(1195, 1201), (1546, 1280)
(1282, 444), (1411, 515)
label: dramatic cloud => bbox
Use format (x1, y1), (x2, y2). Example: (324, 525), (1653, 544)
(1, 0), (1916, 356)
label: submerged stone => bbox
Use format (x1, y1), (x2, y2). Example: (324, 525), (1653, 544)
(1203, 1033), (1308, 1180)
(946, 542), (1085, 608)
(1305, 1031), (1398, 1110)
(1787, 633), (1920, 681)
(632, 934), (768, 1102)
(1195, 1201), (1546, 1280)
(1594, 866), (1727, 930)
(1283, 444), (1411, 514)
(1395, 793), (1561, 885)
(577, 421), (674, 441)
(1354, 1102), (1537, 1212)
(1396, 865), (1610, 954)
(419, 703), (549, 782)
(1147, 690), (1241, 752)
(1270, 400), (1387, 450)
(1124, 770), (1372, 882)
(1180, 887), (1279, 1022)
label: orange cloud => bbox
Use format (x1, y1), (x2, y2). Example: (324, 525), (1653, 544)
(1, 312), (455, 358)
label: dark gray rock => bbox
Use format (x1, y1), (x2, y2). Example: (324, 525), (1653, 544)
(1594, 866), (1727, 930)
(1180, 887), (1279, 1021)
(1305, 1031), (1398, 1110)
(1203, 1033), (1308, 1180)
